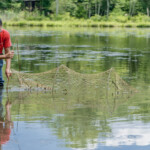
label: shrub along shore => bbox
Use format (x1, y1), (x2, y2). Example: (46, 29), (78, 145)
(3, 20), (150, 28)
(1, 0), (150, 28)
(2, 10), (150, 28)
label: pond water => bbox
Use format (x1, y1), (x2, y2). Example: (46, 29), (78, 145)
(1, 27), (150, 150)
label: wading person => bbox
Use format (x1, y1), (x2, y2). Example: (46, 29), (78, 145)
(0, 19), (14, 86)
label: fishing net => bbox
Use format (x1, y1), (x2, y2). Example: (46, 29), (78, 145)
(8, 65), (136, 99)
(6, 65), (137, 149)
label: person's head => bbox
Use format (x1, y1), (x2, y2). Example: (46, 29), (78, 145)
(0, 19), (2, 28)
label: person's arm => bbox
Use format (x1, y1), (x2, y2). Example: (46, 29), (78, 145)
(0, 55), (6, 59)
(5, 48), (14, 79)
(0, 50), (14, 60)
(3, 31), (14, 79)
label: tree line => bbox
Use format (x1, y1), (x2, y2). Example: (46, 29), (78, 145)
(0, 0), (150, 18)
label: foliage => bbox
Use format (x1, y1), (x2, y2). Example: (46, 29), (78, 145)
(1, 0), (150, 23)
(51, 0), (77, 16)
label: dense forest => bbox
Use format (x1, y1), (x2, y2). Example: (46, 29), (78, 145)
(1, 0), (150, 27)
(0, 0), (150, 18)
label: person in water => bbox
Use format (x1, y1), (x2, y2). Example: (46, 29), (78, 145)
(0, 87), (13, 149)
(0, 18), (14, 86)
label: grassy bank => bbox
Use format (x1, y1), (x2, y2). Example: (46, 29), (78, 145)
(2, 10), (150, 28)
(4, 20), (150, 28)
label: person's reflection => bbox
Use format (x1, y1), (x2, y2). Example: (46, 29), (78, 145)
(0, 87), (12, 149)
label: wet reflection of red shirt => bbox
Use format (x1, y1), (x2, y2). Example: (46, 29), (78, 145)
(0, 123), (11, 144)
(0, 29), (12, 54)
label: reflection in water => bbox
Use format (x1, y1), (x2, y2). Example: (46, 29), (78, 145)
(5, 87), (150, 150)
(0, 88), (12, 150)
(2, 27), (150, 150)
(7, 90), (132, 150)
(102, 120), (150, 146)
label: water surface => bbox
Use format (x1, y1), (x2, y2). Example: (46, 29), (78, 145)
(1, 27), (150, 150)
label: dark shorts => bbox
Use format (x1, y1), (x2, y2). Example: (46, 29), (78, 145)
(0, 59), (4, 86)
(0, 87), (4, 120)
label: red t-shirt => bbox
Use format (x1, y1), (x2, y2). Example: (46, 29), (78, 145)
(0, 29), (12, 54)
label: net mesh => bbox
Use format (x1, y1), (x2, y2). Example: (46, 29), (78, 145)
(8, 65), (135, 98)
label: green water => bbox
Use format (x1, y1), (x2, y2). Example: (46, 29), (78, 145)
(1, 27), (150, 150)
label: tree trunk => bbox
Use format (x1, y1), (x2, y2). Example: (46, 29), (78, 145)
(132, 1), (136, 16)
(39, 0), (43, 14)
(129, 0), (136, 16)
(98, 0), (101, 15)
(147, 7), (150, 17)
(95, 0), (97, 14)
(95, 0), (96, 15)
(87, 5), (89, 18)
(89, 7), (91, 18)
(88, 1), (91, 18)
(56, 0), (59, 16)
(106, 0), (110, 18)
(30, 1), (32, 12)
(129, 0), (132, 16)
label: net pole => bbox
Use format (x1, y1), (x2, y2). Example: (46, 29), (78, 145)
(17, 40), (21, 72)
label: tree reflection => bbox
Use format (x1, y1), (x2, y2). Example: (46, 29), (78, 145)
(50, 107), (111, 149)
(9, 90), (131, 149)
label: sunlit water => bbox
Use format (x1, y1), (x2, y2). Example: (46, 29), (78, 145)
(1, 27), (150, 150)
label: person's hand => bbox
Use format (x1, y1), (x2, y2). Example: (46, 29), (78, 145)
(5, 69), (12, 80)
(5, 51), (14, 59)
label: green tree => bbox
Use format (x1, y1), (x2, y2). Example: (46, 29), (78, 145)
(1, 0), (150, 19)
(51, 0), (77, 16)
(139, 0), (150, 16)
(0, 0), (12, 9)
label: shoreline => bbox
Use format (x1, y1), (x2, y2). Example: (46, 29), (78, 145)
(3, 20), (150, 28)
